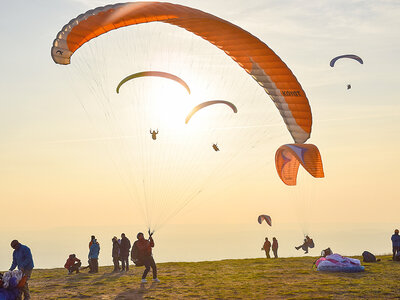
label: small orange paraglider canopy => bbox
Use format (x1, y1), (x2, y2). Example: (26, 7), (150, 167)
(275, 144), (324, 186)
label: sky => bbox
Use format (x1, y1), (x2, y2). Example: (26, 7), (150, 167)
(0, 0), (399, 270)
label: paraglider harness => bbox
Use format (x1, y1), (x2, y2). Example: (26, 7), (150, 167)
(131, 230), (154, 266)
(362, 251), (380, 262)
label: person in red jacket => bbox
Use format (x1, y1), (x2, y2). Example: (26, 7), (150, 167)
(131, 232), (160, 283)
(64, 254), (81, 274)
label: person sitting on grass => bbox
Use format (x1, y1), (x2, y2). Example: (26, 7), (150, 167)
(131, 231), (160, 283)
(64, 254), (81, 274)
(295, 235), (315, 254)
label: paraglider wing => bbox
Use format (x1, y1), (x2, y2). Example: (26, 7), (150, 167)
(51, 2), (312, 144)
(185, 100), (237, 124)
(116, 71), (190, 94)
(275, 144), (324, 186)
(258, 215), (272, 226)
(330, 54), (363, 67)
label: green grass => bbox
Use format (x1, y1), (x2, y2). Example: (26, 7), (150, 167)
(27, 256), (400, 299)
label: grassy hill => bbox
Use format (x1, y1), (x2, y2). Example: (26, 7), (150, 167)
(28, 255), (400, 299)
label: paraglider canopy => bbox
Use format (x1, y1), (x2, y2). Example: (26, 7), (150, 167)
(51, 1), (313, 144)
(275, 144), (324, 186)
(185, 101), (238, 124)
(258, 215), (272, 226)
(330, 54), (363, 67)
(116, 71), (190, 94)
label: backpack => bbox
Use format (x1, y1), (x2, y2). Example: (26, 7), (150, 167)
(362, 251), (376, 262)
(130, 243), (144, 266)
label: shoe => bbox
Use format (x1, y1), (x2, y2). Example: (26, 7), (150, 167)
(304, 251), (308, 254)
(141, 279), (147, 283)
(153, 278), (160, 283)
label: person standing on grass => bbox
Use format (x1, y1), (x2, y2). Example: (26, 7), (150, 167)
(112, 236), (120, 272)
(9, 240), (34, 300)
(131, 232), (160, 283)
(88, 239), (100, 273)
(261, 237), (271, 258)
(120, 233), (131, 272)
(272, 237), (278, 258)
(391, 229), (400, 261)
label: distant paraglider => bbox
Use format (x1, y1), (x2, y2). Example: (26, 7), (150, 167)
(116, 71), (191, 94)
(150, 129), (159, 140)
(330, 55), (362, 90)
(185, 101), (238, 124)
(329, 54), (363, 67)
(295, 235), (315, 254)
(258, 215), (272, 226)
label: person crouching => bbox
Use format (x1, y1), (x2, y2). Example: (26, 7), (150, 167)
(64, 254), (81, 274)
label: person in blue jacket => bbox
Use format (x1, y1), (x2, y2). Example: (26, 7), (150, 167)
(9, 240), (34, 300)
(391, 229), (400, 261)
(88, 239), (100, 273)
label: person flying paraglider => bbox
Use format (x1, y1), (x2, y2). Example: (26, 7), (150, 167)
(295, 235), (315, 254)
(347, 84), (351, 90)
(150, 129), (159, 140)
(212, 144), (219, 151)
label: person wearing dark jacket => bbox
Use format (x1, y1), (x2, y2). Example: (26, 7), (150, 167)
(131, 232), (160, 283)
(391, 229), (400, 260)
(88, 239), (100, 273)
(120, 233), (131, 272)
(112, 236), (120, 272)
(261, 237), (271, 258)
(64, 254), (81, 274)
(9, 240), (34, 300)
(272, 237), (278, 258)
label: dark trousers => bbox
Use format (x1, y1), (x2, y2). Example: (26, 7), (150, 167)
(121, 256), (129, 271)
(272, 249), (278, 258)
(264, 249), (270, 258)
(89, 258), (98, 273)
(113, 257), (120, 272)
(393, 246), (400, 260)
(142, 256), (157, 279)
(68, 262), (81, 273)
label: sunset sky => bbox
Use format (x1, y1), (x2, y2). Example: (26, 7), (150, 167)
(0, 0), (399, 270)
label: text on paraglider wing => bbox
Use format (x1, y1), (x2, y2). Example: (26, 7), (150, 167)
(281, 91), (301, 97)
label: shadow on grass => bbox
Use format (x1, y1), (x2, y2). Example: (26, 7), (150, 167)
(115, 282), (158, 299)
